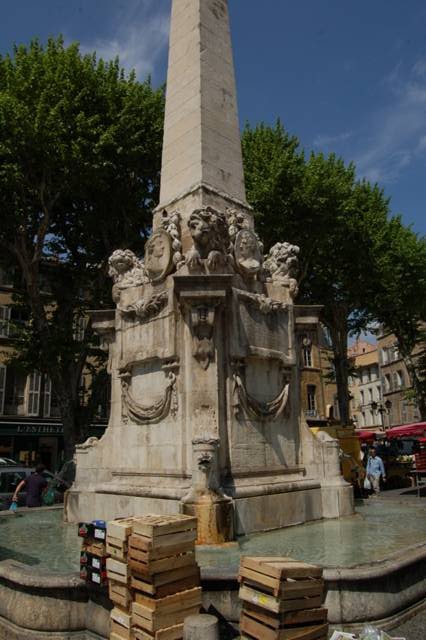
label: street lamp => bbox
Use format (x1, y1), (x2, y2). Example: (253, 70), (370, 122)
(371, 400), (392, 430)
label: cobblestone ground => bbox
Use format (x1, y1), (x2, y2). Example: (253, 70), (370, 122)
(388, 609), (426, 639)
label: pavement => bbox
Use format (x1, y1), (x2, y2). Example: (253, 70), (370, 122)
(390, 608), (426, 639)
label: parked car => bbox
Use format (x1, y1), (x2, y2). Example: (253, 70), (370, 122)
(0, 466), (64, 510)
(0, 458), (18, 466)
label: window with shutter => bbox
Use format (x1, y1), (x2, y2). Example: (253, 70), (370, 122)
(43, 375), (52, 417)
(0, 365), (6, 414)
(307, 385), (317, 413)
(0, 306), (11, 337)
(27, 372), (42, 416)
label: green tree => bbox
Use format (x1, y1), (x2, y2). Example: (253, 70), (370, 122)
(0, 37), (164, 460)
(242, 121), (392, 424)
(367, 220), (426, 419)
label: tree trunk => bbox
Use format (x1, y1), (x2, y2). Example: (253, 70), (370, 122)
(327, 308), (350, 426)
(56, 381), (78, 462)
(403, 352), (426, 421)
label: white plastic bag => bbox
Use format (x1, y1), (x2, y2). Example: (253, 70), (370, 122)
(359, 624), (382, 640)
(363, 476), (372, 490)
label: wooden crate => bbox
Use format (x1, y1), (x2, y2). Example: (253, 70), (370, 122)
(128, 549), (196, 579)
(242, 603), (328, 630)
(240, 613), (328, 640)
(132, 602), (200, 633)
(129, 536), (195, 563)
(131, 514), (197, 540)
(82, 540), (107, 556)
(107, 517), (136, 541)
(239, 584), (323, 615)
(132, 566), (200, 599)
(128, 552), (197, 585)
(107, 558), (131, 585)
(110, 619), (132, 640)
(129, 529), (197, 554)
(107, 544), (128, 562)
(108, 580), (132, 610)
(132, 623), (184, 640)
(107, 537), (129, 561)
(239, 557), (323, 599)
(132, 587), (201, 632)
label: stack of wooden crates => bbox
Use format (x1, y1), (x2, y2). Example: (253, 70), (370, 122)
(106, 514), (202, 640)
(239, 557), (328, 640)
(78, 521), (108, 588)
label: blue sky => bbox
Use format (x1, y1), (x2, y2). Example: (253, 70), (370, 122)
(1, 0), (425, 235)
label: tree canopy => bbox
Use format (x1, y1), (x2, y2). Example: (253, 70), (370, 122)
(0, 37), (165, 459)
(242, 120), (426, 422)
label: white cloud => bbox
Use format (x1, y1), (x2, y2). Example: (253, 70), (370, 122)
(353, 57), (426, 183)
(312, 58), (426, 184)
(313, 131), (353, 149)
(78, 0), (170, 79)
(413, 58), (426, 79)
(417, 135), (426, 152)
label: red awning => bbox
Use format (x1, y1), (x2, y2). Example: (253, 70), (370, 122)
(386, 422), (426, 439)
(356, 430), (378, 442)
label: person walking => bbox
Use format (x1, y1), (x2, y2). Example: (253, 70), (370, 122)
(12, 464), (48, 507)
(366, 447), (386, 495)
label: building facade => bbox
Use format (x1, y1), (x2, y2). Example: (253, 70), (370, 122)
(297, 314), (340, 426)
(377, 330), (421, 428)
(348, 340), (383, 430)
(0, 264), (107, 470)
(349, 333), (423, 431)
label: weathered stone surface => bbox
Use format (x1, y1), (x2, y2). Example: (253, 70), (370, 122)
(183, 614), (219, 640)
(158, 0), (247, 211)
(67, 0), (354, 536)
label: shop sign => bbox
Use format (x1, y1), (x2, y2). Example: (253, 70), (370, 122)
(16, 424), (63, 435)
(0, 422), (106, 437)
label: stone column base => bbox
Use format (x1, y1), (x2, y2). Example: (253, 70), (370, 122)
(182, 495), (234, 544)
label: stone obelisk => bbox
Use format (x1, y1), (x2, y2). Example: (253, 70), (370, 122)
(154, 0), (252, 247)
(67, 0), (354, 539)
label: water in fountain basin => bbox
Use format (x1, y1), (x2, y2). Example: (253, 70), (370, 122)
(0, 501), (425, 574)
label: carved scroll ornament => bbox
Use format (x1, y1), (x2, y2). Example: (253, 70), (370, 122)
(121, 371), (178, 424)
(237, 290), (288, 315)
(118, 290), (168, 322)
(232, 364), (290, 422)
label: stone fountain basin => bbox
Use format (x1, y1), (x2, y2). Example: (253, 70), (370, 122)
(0, 502), (426, 638)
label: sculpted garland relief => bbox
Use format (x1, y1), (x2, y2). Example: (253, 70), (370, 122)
(118, 291), (169, 322)
(120, 369), (178, 425)
(232, 360), (291, 422)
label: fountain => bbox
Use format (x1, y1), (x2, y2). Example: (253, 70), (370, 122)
(1, 2), (426, 638)
(65, 0), (353, 541)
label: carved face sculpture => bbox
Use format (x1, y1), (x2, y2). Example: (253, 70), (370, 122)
(188, 214), (211, 248)
(235, 230), (261, 275)
(108, 249), (140, 282)
(113, 255), (133, 275)
(144, 230), (173, 282)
